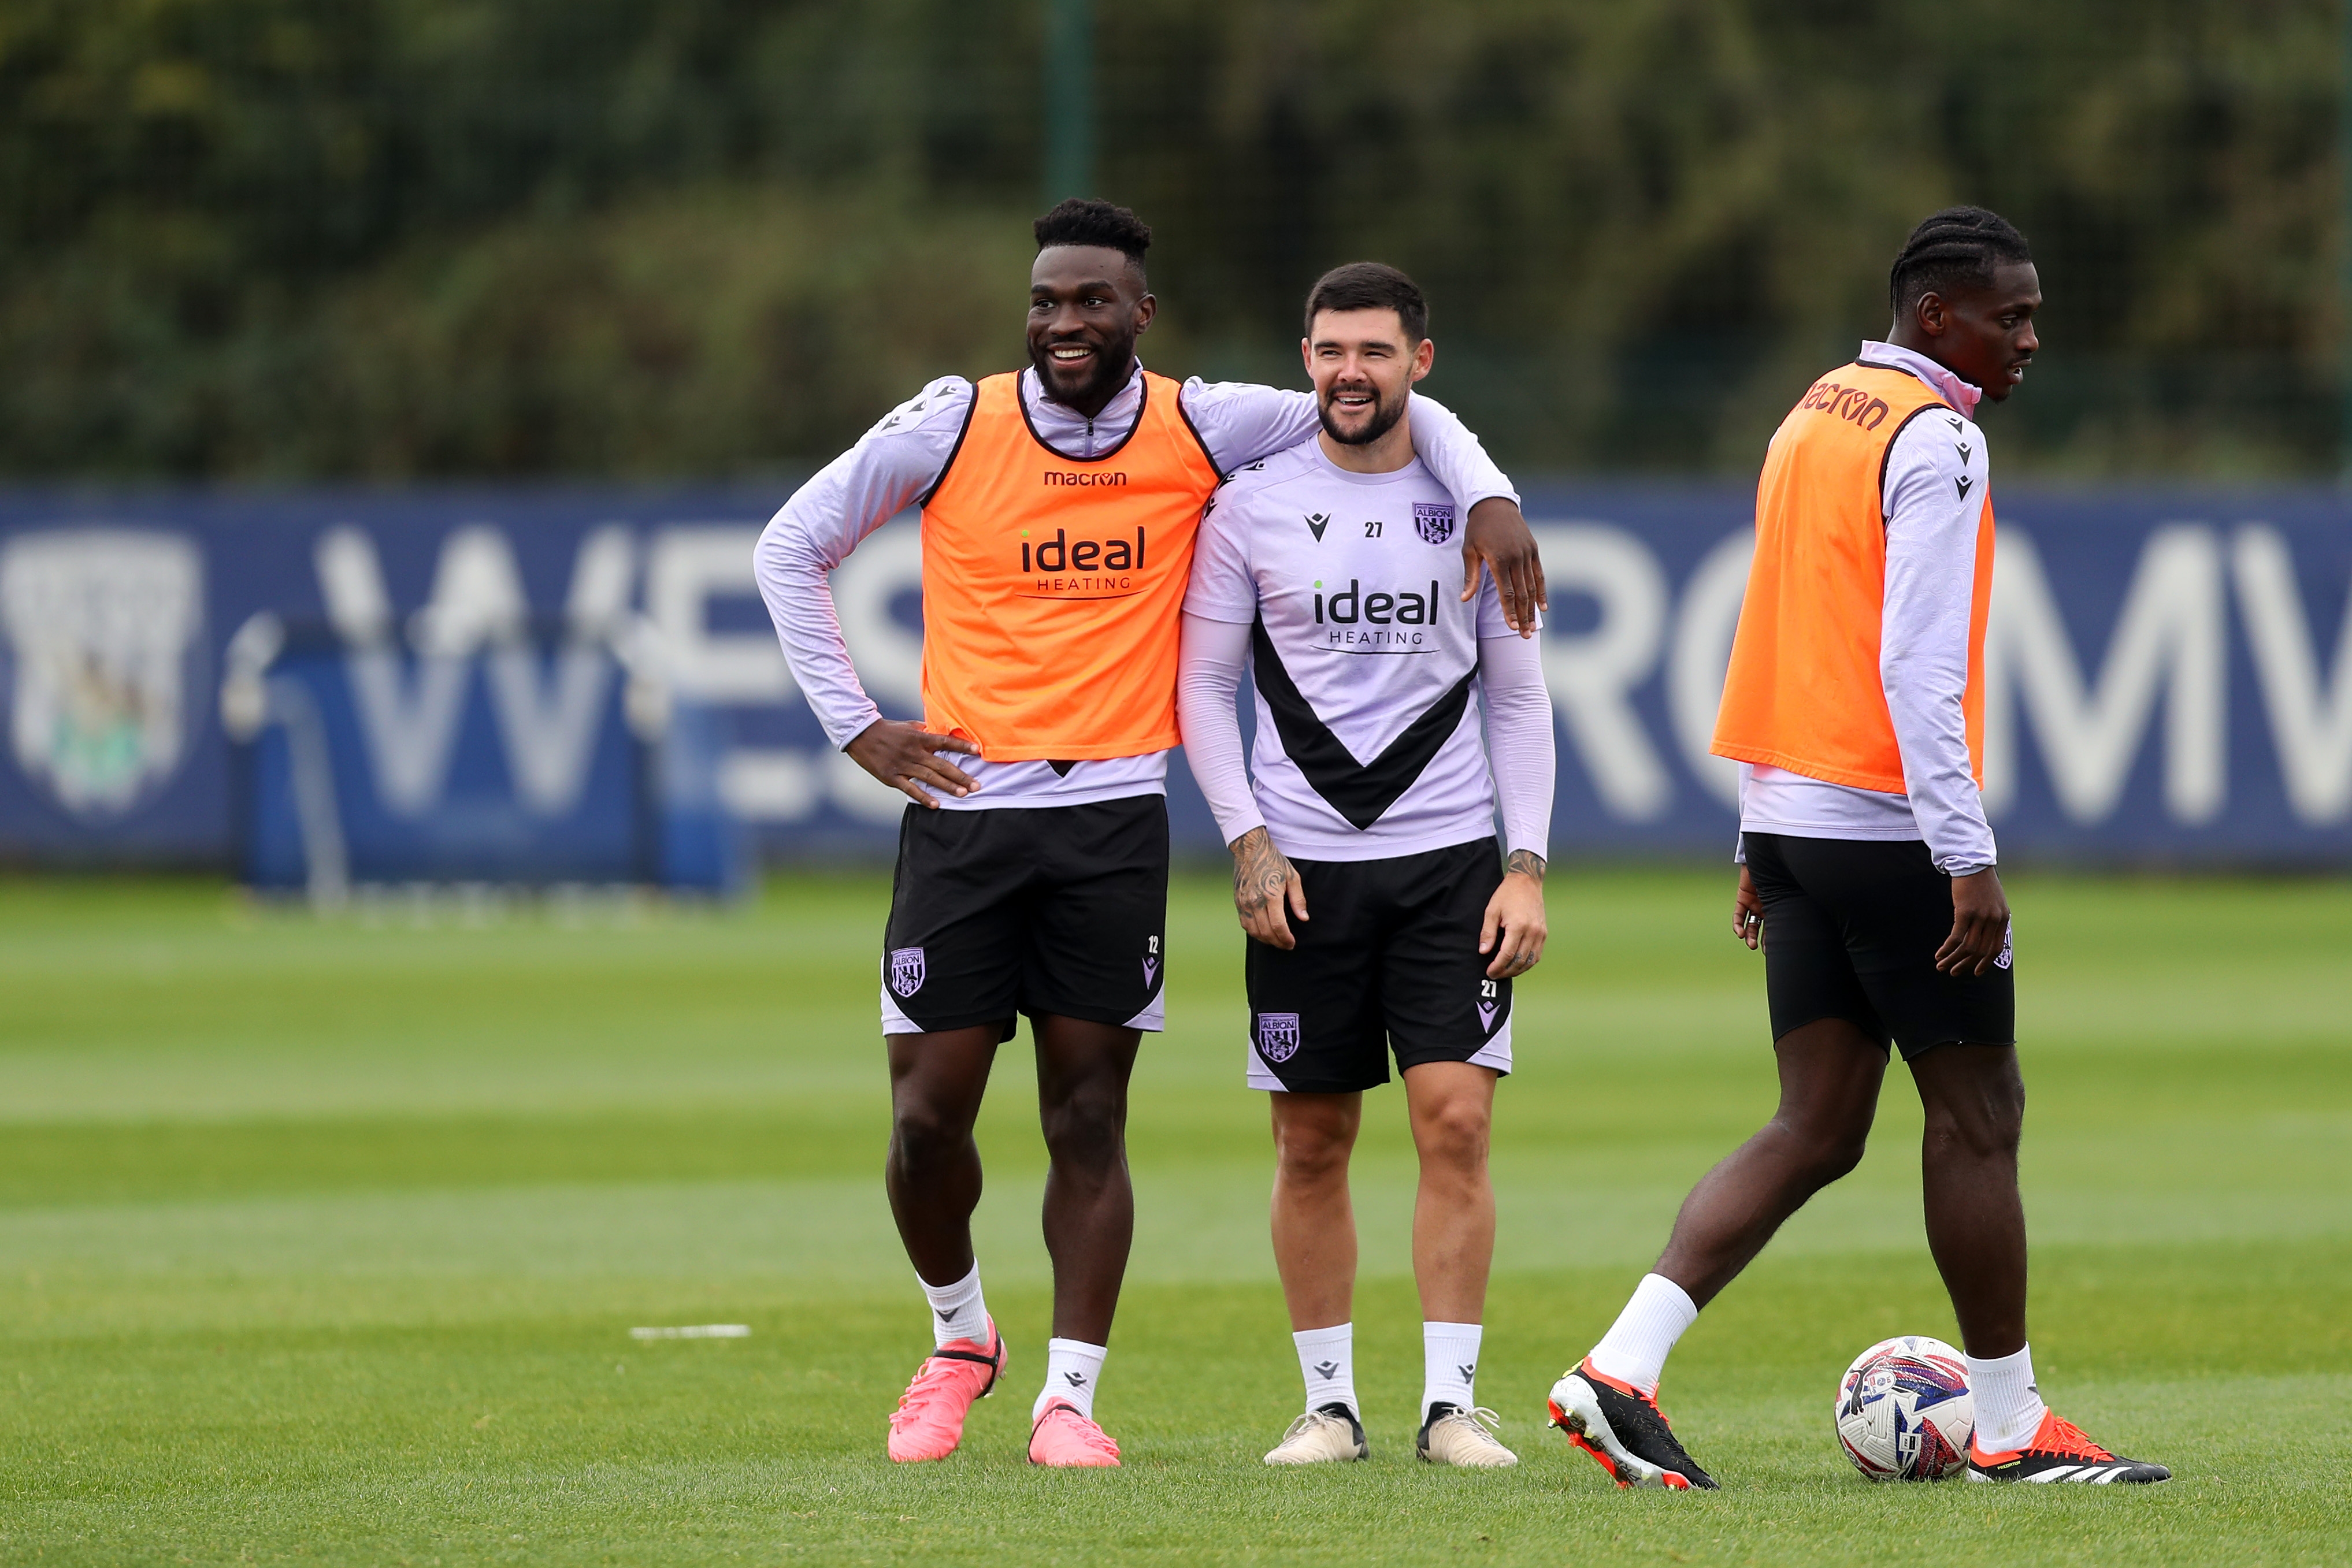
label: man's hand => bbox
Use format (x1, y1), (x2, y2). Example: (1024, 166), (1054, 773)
(1230, 827), (1308, 948)
(1462, 497), (1549, 637)
(1479, 850), (1548, 979)
(845, 719), (981, 807)
(1935, 866), (2010, 976)
(1732, 864), (1763, 950)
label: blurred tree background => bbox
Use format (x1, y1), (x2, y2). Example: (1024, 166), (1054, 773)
(0, 0), (2338, 480)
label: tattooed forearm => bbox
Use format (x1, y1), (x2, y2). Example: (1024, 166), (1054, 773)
(1231, 827), (1294, 919)
(1506, 849), (1546, 882)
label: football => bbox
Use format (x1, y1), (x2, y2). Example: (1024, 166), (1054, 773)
(1834, 1336), (1974, 1480)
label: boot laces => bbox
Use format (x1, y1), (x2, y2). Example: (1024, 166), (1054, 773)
(1279, 1409), (1345, 1444)
(1450, 1407), (1508, 1446)
(1037, 1402), (1119, 1458)
(2037, 1415), (2116, 1462)
(889, 1353), (975, 1432)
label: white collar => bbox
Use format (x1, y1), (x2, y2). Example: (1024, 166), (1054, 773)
(1857, 340), (1982, 419)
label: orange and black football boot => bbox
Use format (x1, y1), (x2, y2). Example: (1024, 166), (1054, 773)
(1968, 1409), (2169, 1484)
(1546, 1358), (1718, 1490)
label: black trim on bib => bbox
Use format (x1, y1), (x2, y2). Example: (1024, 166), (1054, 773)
(1015, 364), (1148, 463)
(1250, 616), (1475, 831)
(915, 387), (982, 508)
(1874, 400), (1945, 523)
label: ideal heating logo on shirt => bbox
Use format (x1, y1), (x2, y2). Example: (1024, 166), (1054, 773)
(1311, 578), (1445, 648)
(1018, 526), (1148, 597)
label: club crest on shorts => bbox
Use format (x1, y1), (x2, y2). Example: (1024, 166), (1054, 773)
(1257, 1012), (1301, 1063)
(1412, 502), (1456, 545)
(888, 947), (926, 997)
(1995, 920), (2014, 970)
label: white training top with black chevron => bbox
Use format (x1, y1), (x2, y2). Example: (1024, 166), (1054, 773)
(1184, 437), (1515, 861)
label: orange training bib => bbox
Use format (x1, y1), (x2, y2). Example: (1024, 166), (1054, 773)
(915, 370), (1221, 761)
(1711, 362), (1995, 794)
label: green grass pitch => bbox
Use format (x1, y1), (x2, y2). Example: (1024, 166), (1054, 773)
(1, 868), (2347, 1565)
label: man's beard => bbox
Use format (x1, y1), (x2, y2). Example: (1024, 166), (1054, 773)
(1029, 330), (1136, 410)
(1316, 381), (1407, 446)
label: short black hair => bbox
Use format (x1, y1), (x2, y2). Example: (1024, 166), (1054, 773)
(1304, 262), (1429, 343)
(1034, 198), (1152, 275)
(1889, 207), (2034, 313)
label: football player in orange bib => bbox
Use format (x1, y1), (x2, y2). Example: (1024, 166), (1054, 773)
(1541, 208), (2169, 1491)
(756, 199), (1544, 1467)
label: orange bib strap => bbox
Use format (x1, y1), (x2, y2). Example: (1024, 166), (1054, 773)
(915, 371), (1221, 760)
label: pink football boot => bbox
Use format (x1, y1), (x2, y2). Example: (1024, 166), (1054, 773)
(1027, 1400), (1122, 1467)
(885, 1320), (1006, 1462)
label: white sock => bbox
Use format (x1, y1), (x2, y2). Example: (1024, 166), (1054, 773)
(918, 1262), (989, 1349)
(1036, 1338), (1107, 1421)
(1293, 1322), (1357, 1417)
(1422, 1321), (1483, 1418)
(1967, 1343), (2048, 1452)
(1587, 1273), (1698, 1398)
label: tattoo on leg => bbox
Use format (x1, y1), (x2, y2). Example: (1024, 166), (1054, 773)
(1505, 849), (1545, 882)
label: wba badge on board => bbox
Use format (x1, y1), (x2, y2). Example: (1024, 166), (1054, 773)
(0, 529), (204, 820)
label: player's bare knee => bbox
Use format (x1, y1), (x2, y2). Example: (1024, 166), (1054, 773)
(889, 1102), (972, 1174)
(1413, 1099), (1491, 1173)
(1772, 1115), (1869, 1186)
(1273, 1118), (1353, 1184)
(1039, 1095), (1127, 1171)
(1811, 1134), (1870, 1184)
(1926, 1099), (2021, 1163)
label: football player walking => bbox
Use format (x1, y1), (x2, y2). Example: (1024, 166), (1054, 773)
(1542, 209), (2169, 1489)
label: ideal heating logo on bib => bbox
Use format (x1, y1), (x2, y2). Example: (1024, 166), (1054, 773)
(1017, 526), (1149, 597)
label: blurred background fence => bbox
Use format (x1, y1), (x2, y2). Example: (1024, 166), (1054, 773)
(2, 1), (2350, 877)
(3, 0), (2346, 480)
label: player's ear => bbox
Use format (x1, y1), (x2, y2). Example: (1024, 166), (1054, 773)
(1410, 337), (1434, 383)
(1132, 291), (1156, 334)
(1300, 336), (1314, 373)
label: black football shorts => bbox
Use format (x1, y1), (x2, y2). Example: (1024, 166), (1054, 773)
(1244, 836), (1512, 1094)
(1743, 832), (2014, 1059)
(880, 795), (1168, 1039)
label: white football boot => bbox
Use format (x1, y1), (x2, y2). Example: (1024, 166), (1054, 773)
(1417, 1403), (1519, 1467)
(1263, 1403), (1370, 1465)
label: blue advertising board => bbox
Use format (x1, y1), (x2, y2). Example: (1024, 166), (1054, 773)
(1, 482), (2347, 875)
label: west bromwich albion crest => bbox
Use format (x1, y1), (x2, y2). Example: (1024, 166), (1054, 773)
(1257, 1012), (1301, 1062)
(889, 947), (926, 998)
(0, 529), (205, 820)
(1412, 503), (1456, 545)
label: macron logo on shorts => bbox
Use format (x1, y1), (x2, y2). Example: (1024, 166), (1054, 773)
(1257, 1012), (1301, 1062)
(889, 947), (926, 998)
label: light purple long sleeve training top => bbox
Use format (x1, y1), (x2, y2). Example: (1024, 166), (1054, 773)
(754, 360), (1519, 809)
